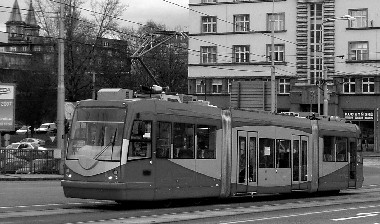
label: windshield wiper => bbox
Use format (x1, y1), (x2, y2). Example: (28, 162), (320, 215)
(93, 129), (117, 160)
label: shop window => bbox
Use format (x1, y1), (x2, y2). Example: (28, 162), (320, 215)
(156, 122), (171, 159)
(276, 139), (291, 168)
(259, 138), (275, 168)
(173, 123), (194, 159)
(128, 120), (152, 159)
(323, 136), (335, 162)
(196, 125), (216, 159)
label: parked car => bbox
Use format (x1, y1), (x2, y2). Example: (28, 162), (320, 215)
(5, 143), (48, 161)
(15, 126), (32, 135)
(20, 138), (46, 146)
(35, 123), (57, 134)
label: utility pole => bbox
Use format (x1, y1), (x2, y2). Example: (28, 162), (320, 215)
(58, 0), (65, 174)
(270, 0), (276, 114)
(321, 15), (355, 116)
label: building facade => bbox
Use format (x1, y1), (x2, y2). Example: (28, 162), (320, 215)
(188, 0), (380, 152)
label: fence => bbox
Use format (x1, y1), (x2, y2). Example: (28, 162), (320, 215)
(0, 148), (60, 174)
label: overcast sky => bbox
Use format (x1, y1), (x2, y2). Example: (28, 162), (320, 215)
(0, 0), (189, 41)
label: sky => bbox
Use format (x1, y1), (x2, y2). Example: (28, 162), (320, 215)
(0, 0), (189, 42)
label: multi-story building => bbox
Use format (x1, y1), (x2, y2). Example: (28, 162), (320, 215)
(0, 0), (55, 82)
(188, 0), (380, 152)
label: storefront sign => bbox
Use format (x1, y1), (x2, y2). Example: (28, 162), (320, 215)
(0, 84), (15, 131)
(344, 111), (374, 121)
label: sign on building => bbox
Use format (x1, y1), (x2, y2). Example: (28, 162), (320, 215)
(0, 83), (15, 131)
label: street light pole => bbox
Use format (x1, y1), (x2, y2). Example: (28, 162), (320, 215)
(270, 0), (276, 114)
(58, 0), (65, 174)
(321, 15), (355, 116)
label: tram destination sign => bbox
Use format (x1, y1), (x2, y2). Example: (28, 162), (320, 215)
(344, 111), (374, 121)
(0, 84), (15, 131)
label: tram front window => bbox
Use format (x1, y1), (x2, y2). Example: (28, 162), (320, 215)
(67, 108), (125, 161)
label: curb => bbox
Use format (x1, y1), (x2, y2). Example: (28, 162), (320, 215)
(0, 175), (63, 181)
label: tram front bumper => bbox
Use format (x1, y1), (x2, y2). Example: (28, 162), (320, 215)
(61, 180), (154, 201)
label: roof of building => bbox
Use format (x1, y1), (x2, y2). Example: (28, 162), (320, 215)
(6, 0), (23, 24)
(25, 0), (39, 28)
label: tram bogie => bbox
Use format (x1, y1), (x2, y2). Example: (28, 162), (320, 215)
(61, 89), (364, 202)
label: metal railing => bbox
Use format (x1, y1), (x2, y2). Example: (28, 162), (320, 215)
(0, 148), (60, 174)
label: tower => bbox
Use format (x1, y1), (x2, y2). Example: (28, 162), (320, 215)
(6, 0), (25, 43)
(24, 0), (40, 42)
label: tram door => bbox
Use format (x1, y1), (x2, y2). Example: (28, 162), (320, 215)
(349, 138), (361, 188)
(236, 131), (258, 193)
(292, 135), (309, 190)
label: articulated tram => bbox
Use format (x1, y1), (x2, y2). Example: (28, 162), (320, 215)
(61, 89), (363, 202)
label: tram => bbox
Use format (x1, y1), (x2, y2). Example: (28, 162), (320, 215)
(61, 89), (363, 202)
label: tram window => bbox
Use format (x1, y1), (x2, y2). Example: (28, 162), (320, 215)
(323, 136), (335, 162)
(259, 138), (275, 168)
(173, 123), (194, 159)
(131, 120), (152, 140)
(276, 139), (291, 168)
(156, 122), (171, 159)
(336, 137), (348, 162)
(196, 125), (216, 159)
(128, 141), (151, 158)
(128, 120), (152, 160)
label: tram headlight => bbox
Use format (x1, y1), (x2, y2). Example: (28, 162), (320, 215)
(65, 169), (72, 178)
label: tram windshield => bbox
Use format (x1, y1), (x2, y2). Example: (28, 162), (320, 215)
(67, 107), (125, 161)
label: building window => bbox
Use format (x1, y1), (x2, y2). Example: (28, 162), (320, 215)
(343, 78), (356, 93)
(196, 79), (205, 93)
(212, 79), (222, 93)
(10, 47), (17, 52)
(267, 13), (285, 31)
(103, 41), (110, 47)
(22, 46), (28, 52)
(201, 16), (217, 33)
(279, 78), (290, 94)
(266, 44), (285, 62)
(234, 14), (250, 32)
(200, 46), (217, 63)
(349, 9), (368, 28)
(0, 47), (4, 52)
(233, 45), (250, 63)
(349, 41), (369, 61)
(362, 77), (374, 94)
(34, 46), (41, 52)
(202, 0), (216, 3)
